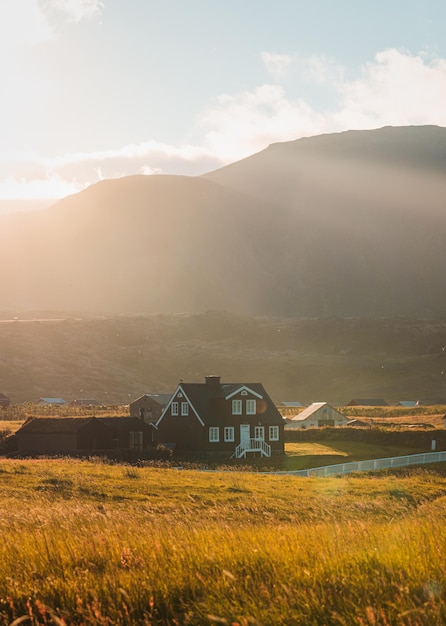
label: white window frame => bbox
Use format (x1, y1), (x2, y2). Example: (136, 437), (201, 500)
(269, 425), (279, 441)
(254, 426), (264, 440)
(181, 402), (189, 416)
(171, 401), (179, 416)
(232, 399), (242, 415)
(246, 399), (256, 415)
(209, 427), (220, 442)
(224, 426), (235, 442)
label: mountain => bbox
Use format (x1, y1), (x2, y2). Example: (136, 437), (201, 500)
(1, 125), (446, 317)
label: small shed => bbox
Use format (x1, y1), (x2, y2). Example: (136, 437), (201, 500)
(286, 402), (348, 429)
(14, 417), (113, 454)
(129, 393), (172, 423)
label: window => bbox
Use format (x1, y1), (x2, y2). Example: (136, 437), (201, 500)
(232, 399), (242, 415)
(209, 427), (220, 442)
(254, 426), (264, 440)
(171, 402), (179, 416)
(246, 399), (256, 415)
(269, 425), (279, 441)
(181, 402), (189, 416)
(224, 426), (235, 442)
(129, 431), (143, 450)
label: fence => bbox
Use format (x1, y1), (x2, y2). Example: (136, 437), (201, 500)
(274, 450), (446, 477)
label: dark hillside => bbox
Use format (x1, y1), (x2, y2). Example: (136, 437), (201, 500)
(2, 313), (446, 406)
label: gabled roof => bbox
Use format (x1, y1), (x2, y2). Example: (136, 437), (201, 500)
(397, 401), (418, 407)
(130, 393), (172, 405)
(0, 393), (10, 402)
(291, 402), (346, 422)
(16, 417), (100, 435)
(291, 402), (328, 421)
(38, 397), (67, 405)
(158, 380), (282, 427)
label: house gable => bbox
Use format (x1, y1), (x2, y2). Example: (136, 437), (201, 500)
(156, 384), (205, 427)
(224, 385), (263, 400)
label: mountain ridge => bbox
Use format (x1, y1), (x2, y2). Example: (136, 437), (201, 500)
(0, 125), (445, 318)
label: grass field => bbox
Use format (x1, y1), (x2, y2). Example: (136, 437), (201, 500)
(1, 457), (446, 625)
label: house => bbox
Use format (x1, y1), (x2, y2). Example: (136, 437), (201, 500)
(276, 401), (304, 417)
(37, 397), (67, 406)
(397, 401), (419, 408)
(286, 402), (348, 429)
(155, 375), (284, 458)
(346, 398), (388, 407)
(13, 416), (154, 455)
(129, 393), (172, 423)
(0, 393), (10, 409)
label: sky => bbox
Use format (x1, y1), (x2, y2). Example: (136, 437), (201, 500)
(2, 0), (446, 210)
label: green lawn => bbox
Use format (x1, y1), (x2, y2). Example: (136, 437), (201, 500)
(283, 440), (422, 471)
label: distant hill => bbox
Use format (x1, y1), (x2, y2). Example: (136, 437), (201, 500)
(1, 125), (446, 317)
(2, 312), (446, 405)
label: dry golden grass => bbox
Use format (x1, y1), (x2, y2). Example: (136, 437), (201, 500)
(0, 458), (446, 624)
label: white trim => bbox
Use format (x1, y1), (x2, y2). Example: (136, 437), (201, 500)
(269, 425), (279, 441)
(209, 426), (220, 442)
(225, 385), (263, 400)
(224, 426), (235, 442)
(155, 384), (205, 427)
(254, 425), (265, 440)
(246, 399), (256, 415)
(232, 399), (242, 415)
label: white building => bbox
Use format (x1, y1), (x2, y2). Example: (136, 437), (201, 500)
(286, 402), (348, 429)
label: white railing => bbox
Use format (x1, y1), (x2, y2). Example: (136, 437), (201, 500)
(274, 451), (446, 477)
(234, 438), (271, 459)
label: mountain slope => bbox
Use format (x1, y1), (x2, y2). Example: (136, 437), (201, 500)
(2, 313), (446, 405)
(1, 126), (446, 317)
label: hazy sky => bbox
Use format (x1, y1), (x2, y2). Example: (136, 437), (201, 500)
(2, 0), (446, 206)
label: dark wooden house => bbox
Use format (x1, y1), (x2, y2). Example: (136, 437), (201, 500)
(155, 376), (284, 458)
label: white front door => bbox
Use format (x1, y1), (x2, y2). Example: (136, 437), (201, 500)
(240, 424), (250, 447)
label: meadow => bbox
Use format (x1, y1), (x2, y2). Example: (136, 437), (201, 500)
(1, 458), (446, 625)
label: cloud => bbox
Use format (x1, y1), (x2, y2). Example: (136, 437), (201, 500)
(0, 1), (54, 52)
(42, 0), (104, 23)
(334, 48), (446, 128)
(200, 48), (446, 162)
(200, 85), (327, 162)
(2, 48), (446, 201)
(261, 52), (291, 79)
(0, 141), (224, 200)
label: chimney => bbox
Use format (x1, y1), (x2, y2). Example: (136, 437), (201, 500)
(205, 375), (221, 389)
